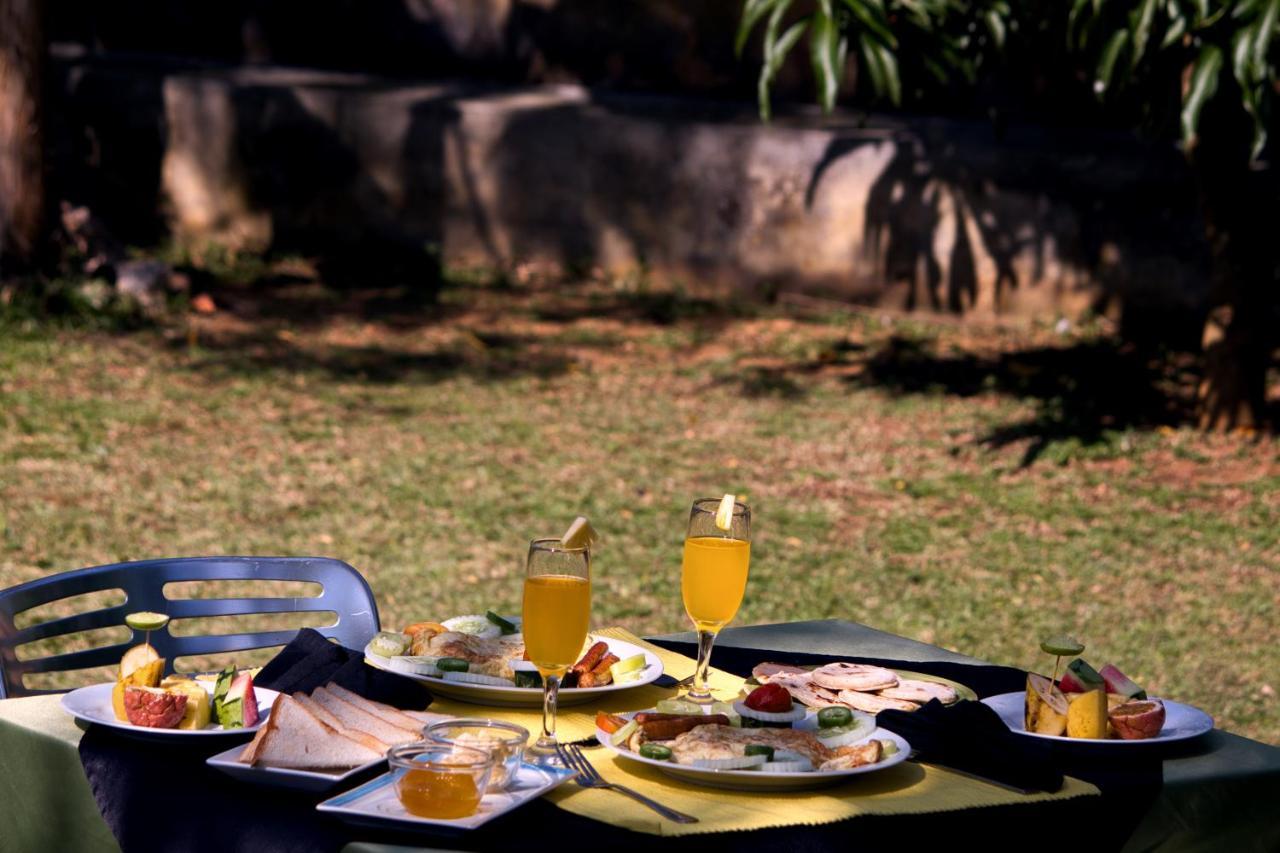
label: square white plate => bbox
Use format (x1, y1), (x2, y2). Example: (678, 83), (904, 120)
(317, 761), (574, 831)
(206, 743), (385, 792)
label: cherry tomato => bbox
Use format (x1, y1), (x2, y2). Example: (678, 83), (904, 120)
(744, 683), (793, 713)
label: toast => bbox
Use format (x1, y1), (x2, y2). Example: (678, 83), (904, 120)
(293, 692), (390, 753)
(239, 694), (383, 769)
(310, 685), (419, 745)
(323, 682), (433, 733)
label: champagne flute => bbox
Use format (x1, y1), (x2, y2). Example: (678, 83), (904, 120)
(521, 537), (591, 764)
(680, 496), (751, 704)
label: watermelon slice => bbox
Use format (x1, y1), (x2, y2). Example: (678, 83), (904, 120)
(1059, 658), (1106, 693)
(1099, 663), (1147, 700)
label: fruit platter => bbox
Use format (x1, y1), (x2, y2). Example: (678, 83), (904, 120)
(594, 683), (911, 791)
(362, 612), (663, 707)
(60, 612), (275, 738)
(981, 636), (1213, 747)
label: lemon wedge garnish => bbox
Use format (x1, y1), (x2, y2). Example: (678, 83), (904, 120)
(560, 516), (598, 550)
(714, 493), (736, 531)
(124, 612), (170, 632)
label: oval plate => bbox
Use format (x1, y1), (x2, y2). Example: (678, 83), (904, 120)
(981, 692), (1214, 746)
(61, 681), (276, 739)
(363, 634), (664, 708)
(596, 711), (911, 792)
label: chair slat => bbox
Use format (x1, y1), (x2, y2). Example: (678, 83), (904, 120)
(11, 606), (130, 645)
(21, 644), (133, 674)
(0, 557), (379, 697)
(166, 631), (301, 657)
(164, 598), (334, 618)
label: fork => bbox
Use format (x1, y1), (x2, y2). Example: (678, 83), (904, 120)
(556, 743), (699, 824)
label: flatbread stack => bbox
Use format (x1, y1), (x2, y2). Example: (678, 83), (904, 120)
(753, 662), (959, 714)
(240, 682), (448, 770)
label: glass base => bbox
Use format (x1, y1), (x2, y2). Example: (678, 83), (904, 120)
(681, 686), (716, 705)
(525, 737), (565, 767)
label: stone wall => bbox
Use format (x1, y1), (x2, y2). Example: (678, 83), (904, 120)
(60, 61), (1211, 323)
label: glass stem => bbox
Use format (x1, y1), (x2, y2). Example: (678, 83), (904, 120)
(540, 673), (561, 744)
(689, 629), (717, 702)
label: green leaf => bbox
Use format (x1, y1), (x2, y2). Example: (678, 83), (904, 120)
(841, 0), (899, 49)
(1160, 14), (1188, 49)
(1068, 0), (1092, 47)
(1180, 44), (1223, 146)
(737, 0), (785, 57)
(858, 35), (902, 105)
(1232, 20), (1258, 84)
(1130, 0), (1157, 68)
(1252, 0), (1279, 72)
(809, 12), (845, 113)
(1094, 29), (1130, 98)
(985, 10), (1007, 48)
(758, 14), (808, 121)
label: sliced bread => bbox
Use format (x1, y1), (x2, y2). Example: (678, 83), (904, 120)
(239, 695), (383, 769)
(293, 692), (389, 754)
(311, 685), (419, 745)
(323, 683), (430, 733)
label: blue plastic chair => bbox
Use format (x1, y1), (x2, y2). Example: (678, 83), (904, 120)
(0, 556), (381, 698)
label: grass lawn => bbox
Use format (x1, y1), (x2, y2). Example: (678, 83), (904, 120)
(1, 270), (1277, 743)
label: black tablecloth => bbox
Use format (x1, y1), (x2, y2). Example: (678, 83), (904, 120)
(78, 634), (1160, 853)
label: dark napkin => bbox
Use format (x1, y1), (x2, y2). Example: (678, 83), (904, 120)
(79, 629), (431, 853)
(878, 699), (1063, 792)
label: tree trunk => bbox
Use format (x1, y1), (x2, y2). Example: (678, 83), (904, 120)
(1193, 108), (1277, 432)
(0, 0), (45, 277)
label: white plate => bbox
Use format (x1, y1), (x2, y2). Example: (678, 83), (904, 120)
(61, 681), (277, 738)
(595, 711), (912, 791)
(981, 692), (1214, 745)
(364, 634), (664, 708)
(317, 761), (574, 831)
(206, 743), (383, 792)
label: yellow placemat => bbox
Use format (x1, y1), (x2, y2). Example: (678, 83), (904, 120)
(423, 627), (744, 743)
(418, 628), (1099, 836)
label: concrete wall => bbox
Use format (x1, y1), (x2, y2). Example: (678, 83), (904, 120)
(67, 63), (1211, 322)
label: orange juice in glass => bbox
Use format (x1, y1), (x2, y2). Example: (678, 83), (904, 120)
(681, 495), (750, 703)
(522, 537), (591, 764)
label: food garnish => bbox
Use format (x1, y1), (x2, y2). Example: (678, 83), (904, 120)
(744, 683), (793, 713)
(441, 615), (502, 640)
(485, 611), (520, 635)
(124, 686), (188, 728)
(817, 706), (854, 728)
(1024, 642), (1163, 739)
(368, 632), (410, 658)
(1058, 658), (1106, 694)
(1039, 635), (1084, 693)
(560, 516), (599, 551)
(1108, 700), (1166, 739)
(714, 494), (736, 531)
(213, 666), (260, 729)
(639, 743), (673, 761)
(124, 612), (170, 633)
(1099, 664), (1148, 700)
(596, 711), (627, 734)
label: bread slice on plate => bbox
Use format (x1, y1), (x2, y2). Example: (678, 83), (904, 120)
(310, 686), (419, 745)
(293, 692), (389, 753)
(240, 695), (383, 769)
(324, 682), (438, 733)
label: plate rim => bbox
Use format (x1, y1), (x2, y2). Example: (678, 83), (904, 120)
(980, 691), (1215, 744)
(594, 708), (912, 789)
(316, 760), (575, 830)
(206, 742), (383, 784)
(364, 633), (665, 699)
(60, 680), (277, 737)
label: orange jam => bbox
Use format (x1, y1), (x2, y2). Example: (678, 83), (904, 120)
(395, 767), (482, 819)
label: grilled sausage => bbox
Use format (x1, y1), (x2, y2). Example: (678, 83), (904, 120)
(635, 713), (730, 740)
(572, 642), (609, 675)
(578, 653), (620, 688)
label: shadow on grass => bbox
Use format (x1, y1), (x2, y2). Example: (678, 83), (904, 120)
(852, 334), (1199, 466)
(173, 330), (575, 385)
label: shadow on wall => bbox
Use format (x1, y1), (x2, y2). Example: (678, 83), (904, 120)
(805, 124), (1209, 345)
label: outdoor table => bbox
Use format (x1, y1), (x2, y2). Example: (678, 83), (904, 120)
(0, 619), (1276, 853)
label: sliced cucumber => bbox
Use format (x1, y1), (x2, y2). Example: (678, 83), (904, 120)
(710, 701), (742, 727)
(389, 656), (442, 677)
(442, 615), (502, 639)
(638, 743), (673, 761)
(485, 611), (520, 635)
(743, 744), (775, 760)
(817, 706), (854, 728)
(688, 754), (768, 770)
(513, 670), (543, 688)
(368, 632), (410, 657)
(436, 657), (470, 673)
(1040, 635), (1085, 657)
(611, 719), (639, 747)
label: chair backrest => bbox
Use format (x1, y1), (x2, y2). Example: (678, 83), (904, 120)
(0, 556), (380, 698)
